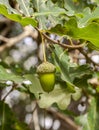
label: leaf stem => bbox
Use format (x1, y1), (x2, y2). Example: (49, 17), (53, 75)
(42, 36), (47, 62)
(68, 37), (74, 46)
(38, 29), (47, 62)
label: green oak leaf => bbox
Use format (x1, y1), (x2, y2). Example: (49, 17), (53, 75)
(53, 44), (77, 92)
(70, 64), (93, 81)
(0, 4), (37, 27)
(23, 74), (44, 99)
(32, 0), (66, 29)
(0, 65), (24, 83)
(49, 18), (99, 48)
(16, 0), (34, 16)
(77, 7), (99, 27)
(38, 83), (81, 110)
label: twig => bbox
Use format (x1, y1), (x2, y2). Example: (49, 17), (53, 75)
(32, 103), (40, 130)
(2, 83), (17, 101)
(42, 33), (86, 49)
(2, 87), (13, 101)
(80, 49), (99, 66)
(0, 35), (9, 43)
(47, 108), (82, 130)
(35, 27), (86, 49)
(1, 26), (11, 36)
(0, 17), (11, 23)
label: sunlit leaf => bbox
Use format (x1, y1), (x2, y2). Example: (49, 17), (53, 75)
(0, 0), (19, 14)
(16, 0), (34, 16)
(0, 4), (37, 27)
(77, 7), (99, 27)
(38, 83), (81, 110)
(49, 18), (99, 48)
(32, 0), (66, 29)
(23, 74), (43, 99)
(0, 65), (24, 83)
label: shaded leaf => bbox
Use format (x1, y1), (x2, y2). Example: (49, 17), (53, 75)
(53, 44), (76, 92)
(73, 75), (92, 88)
(71, 65), (93, 88)
(70, 64), (93, 81)
(75, 97), (96, 130)
(0, 101), (30, 130)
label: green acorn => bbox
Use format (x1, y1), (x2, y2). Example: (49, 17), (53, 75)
(37, 62), (56, 92)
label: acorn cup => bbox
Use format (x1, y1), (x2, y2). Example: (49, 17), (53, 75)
(37, 62), (56, 93)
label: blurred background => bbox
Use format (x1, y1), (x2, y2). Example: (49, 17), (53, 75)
(0, 1), (99, 129)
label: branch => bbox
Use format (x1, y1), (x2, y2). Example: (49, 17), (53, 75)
(35, 27), (86, 49)
(0, 26), (38, 52)
(1, 83), (18, 101)
(42, 33), (86, 49)
(47, 108), (82, 130)
(80, 49), (99, 66)
(2, 87), (14, 101)
(0, 17), (11, 23)
(32, 103), (40, 130)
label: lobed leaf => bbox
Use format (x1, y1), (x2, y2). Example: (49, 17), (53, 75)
(49, 18), (99, 49)
(70, 65), (93, 82)
(32, 0), (66, 29)
(53, 44), (77, 92)
(23, 74), (44, 99)
(77, 7), (99, 28)
(38, 83), (81, 110)
(0, 65), (24, 83)
(0, 4), (37, 27)
(16, 0), (34, 16)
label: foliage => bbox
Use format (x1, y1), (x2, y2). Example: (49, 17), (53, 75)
(0, 0), (99, 130)
(0, 101), (30, 130)
(75, 97), (96, 130)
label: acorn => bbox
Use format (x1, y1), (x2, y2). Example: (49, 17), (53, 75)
(37, 62), (56, 92)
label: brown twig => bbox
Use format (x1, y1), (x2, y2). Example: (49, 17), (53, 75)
(2, 83), (17, 101)
(32, 102), (40, 130)
(2, 87), (13, 101)
(47, 108), (82, 130)
(1, 26), (11, 36)
(35, 27), (86, 49)
(42, 33), (86, 49)
(0, 17), (11, 23)
(80, 48), (99, 66)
